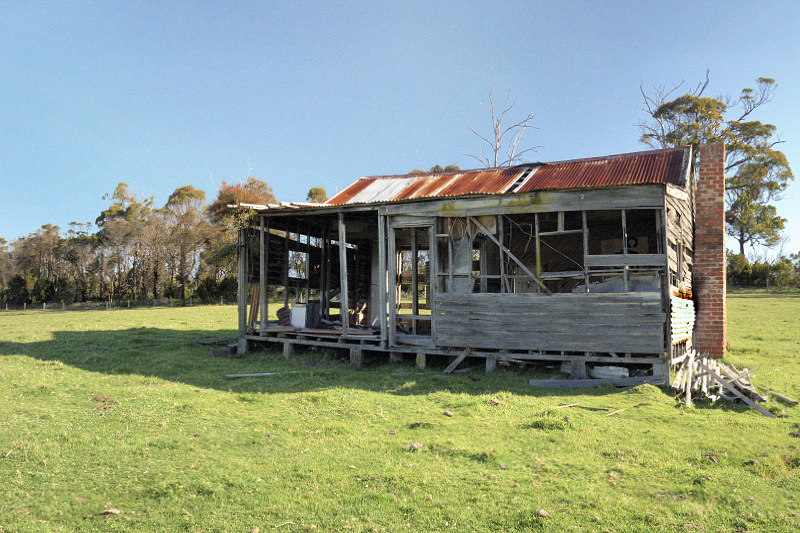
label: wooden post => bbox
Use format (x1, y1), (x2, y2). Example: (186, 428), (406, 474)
(378, 214), (388, 349)
(582, 211), (589, 292)
(534, 213), (541, 292)
(259, 216), (268, 335)
(283, 341), (293, 359)
(387, 225), (397, 347)
(570, 359), (587, 379)
(498, 215), (507, 293)
(323, 220), (331, 320)
(349, 347), (363, 367)
(237, 228), (249, 354)
(485, 354), (497, 373)
(621, 209), (629, 291)
(428, 224), (437, 342)
(338, 212), (349, 336)
(416, 352), (426, 369)
(411, 228), (418, 335)
(283, 227), (290, 308)
(305, 222), (310, 304)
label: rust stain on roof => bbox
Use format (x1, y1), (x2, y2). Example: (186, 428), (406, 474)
(516, 147), (686, 193)
(326, 147), (688, 206)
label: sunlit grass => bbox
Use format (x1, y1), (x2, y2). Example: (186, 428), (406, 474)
(0, 293), (798, 532)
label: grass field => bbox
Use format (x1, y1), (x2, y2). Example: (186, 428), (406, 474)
(1, 291), (799, 532)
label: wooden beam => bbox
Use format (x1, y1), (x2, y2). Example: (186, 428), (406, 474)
(529, 377), (666, 388)
(444, 347), (471, 374)
(338, 212), (349, 336)
(378, 214), (388, 348)
(387, 225), (397, 347)
(259, 216), (268, 335)
(237, 228), (247, 336)
(469, 216), (548, 292)
(283, 227), (289, 308)
(411, 228), (418, 335)
(696, 361), (776, 418)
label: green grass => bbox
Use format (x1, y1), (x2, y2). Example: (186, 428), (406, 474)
(1, 293), (799, 532)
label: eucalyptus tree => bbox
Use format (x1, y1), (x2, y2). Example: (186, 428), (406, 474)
(639, 73), (793, 254)
(164, 185), (211, 306)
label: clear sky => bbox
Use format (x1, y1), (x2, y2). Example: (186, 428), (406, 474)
(2, 1), (799, 254)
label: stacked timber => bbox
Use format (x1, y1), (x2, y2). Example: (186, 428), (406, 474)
(670, 294), (695, 344)
(671, 350), (775, 418)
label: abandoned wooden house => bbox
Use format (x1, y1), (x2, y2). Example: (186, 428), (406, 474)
(235, 143), (727, 383)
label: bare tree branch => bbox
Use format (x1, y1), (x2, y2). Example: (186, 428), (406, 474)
(467, 88), (540, 167)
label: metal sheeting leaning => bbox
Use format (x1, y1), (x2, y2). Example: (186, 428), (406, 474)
(670, 295), (695, 344)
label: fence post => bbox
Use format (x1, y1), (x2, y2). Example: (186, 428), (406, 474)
(24, 303), (26, 311)
(43, 302), (46, 311)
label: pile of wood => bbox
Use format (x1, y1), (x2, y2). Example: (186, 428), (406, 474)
(671, 350), (782, 418)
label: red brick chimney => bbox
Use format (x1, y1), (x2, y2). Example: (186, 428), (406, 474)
(693, 143), (727, 358)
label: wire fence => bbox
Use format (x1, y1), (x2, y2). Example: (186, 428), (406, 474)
(0, 297), (236, 313)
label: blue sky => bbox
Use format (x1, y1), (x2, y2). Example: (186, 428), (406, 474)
(2, 1), (799, 254)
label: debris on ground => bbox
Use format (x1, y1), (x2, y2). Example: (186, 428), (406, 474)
(671, 350), (791, 418)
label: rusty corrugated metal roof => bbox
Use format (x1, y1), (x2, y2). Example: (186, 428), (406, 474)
(515, 147), (686, 193)
(326, 147), (688, 206)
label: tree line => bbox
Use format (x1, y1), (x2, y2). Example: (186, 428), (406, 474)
(0, 180), (327, 307)
(1, 75), (797, 306)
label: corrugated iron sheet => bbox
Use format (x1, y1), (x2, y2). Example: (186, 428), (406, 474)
(516, 147), (685, 193)
(347, 176), (418, 204)
(327, 178), (376, 205)
(326, 147), (688, 206)
(436, 167), (524, 196)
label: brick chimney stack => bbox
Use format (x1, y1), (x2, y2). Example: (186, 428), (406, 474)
(693, 143), (727, 358)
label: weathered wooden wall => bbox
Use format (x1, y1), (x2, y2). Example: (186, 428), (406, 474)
(434, 292), (665, 354)
(665, 186), (694, 290)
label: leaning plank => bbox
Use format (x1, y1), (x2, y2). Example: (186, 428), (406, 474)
(444, 347), (471, 374)
(529, 377), (666, 388)
(695, 361), (776, 418)
(765, 389), (799, 405)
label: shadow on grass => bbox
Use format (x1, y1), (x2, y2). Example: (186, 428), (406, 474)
(0, 325), (675, 400)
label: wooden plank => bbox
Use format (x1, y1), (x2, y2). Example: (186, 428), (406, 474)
(434, 291), (662, 305)
(237, 228), (248, 337)
(411, 228), (418, 335)
(380, 185), (666, 217)
(436, 310), (666, 326)
(435, 330), (663, 353)
(259, 216), (269, 335)
(282, 228), (290, 308)
(338, 212), (349, 337)
(469, 215), (548, 292)
(444, 347), (471, 374)
(765, 389), (799, 405)
(696, 361), (776, 418)
(225, 372), (279, 378)
(377, 214), (388, 348)
(529, 377), (666, 388)
(584, 254), (668, 268)
(387, 225), (397, 347)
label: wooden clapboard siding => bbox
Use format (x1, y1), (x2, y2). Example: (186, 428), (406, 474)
(434, 292), (665, 353)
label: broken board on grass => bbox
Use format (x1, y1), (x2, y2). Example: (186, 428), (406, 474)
(529, 376), (666, 388)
